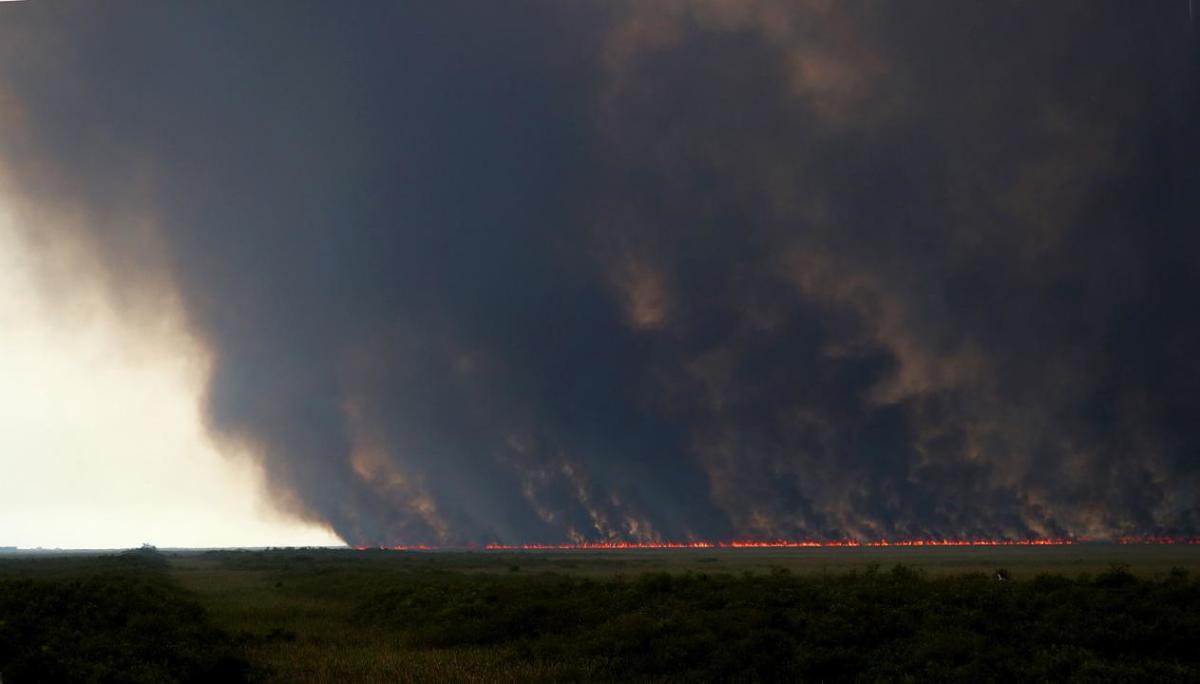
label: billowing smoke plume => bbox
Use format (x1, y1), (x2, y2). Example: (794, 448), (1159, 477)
(1, 1), (1197, 544)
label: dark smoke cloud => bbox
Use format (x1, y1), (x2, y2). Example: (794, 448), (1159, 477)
(1, 1), (1196, 543)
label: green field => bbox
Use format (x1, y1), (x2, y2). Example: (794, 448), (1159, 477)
(3, 545), (1200, 682)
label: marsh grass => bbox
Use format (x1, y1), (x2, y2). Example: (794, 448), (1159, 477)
(168, 547), (1200, 683)
(0, 550), (249, 683)
(4, 546), (1200, 682)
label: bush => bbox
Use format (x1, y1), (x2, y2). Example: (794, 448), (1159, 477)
(360, 564), (1200, 682)
(0, 555), (250, 684)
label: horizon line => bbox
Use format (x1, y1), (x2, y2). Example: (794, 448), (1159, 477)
(6, 536), (1200, 553)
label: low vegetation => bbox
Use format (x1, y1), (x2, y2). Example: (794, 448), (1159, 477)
(0, 549), (250, 683)
(357, 563), (1200, 682)
(2, 547), (1199, 682)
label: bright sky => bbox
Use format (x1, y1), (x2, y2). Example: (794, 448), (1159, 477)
(0, 204), (343, 549)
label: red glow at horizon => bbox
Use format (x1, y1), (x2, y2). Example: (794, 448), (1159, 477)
(1116, 536), (1200, 545)
(349, 536), (1200, 551)
(353, 538), (1074, 551)
(481, 538), (1076, 551)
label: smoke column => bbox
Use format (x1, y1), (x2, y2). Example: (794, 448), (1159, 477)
(0, 1), (1197, 545)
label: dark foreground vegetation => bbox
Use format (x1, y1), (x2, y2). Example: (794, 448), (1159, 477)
(0, 549), (249, 683)
(358, 564), (1200, 682)
(3, 546), (1200, 682)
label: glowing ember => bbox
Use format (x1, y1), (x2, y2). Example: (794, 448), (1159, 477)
(351, 538), (1094, 551)
(481, 538), (1076, 550)
(1116, 536), (1200, 545)
(348, 537), (1200, 551)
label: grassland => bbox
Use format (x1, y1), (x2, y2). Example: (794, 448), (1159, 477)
(3, 544), (1200, 682)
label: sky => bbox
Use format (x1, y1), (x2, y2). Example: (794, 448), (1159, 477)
(0, 199), (340, 548)
(0, 1), (1197, 547)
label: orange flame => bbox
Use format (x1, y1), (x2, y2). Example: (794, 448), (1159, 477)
(480, 538), (1075, 550)
(1116, 536), (1200, 545)
(349, 536), (1200, 551)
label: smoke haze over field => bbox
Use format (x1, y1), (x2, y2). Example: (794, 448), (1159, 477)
(1, 1), (1197, 545)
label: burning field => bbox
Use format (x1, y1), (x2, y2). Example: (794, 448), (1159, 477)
(359, 536), (1199, 552)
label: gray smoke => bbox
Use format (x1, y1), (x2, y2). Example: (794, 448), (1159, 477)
(1, 1), (1196, 544)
